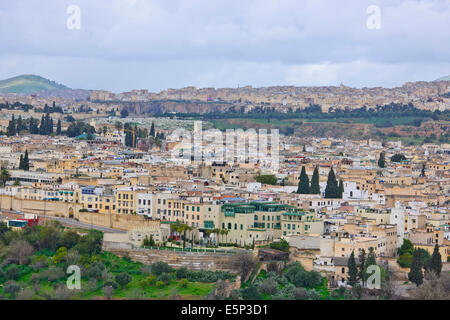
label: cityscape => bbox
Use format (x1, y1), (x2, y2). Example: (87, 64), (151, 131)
(0, 0), (449, 310)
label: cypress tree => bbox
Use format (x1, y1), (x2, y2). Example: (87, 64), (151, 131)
(378, 151), (386, 168)
(150, 122), (155, 137)
(408, 249), (423, 286)
(17, 116), (23, 133)
(429, 244), (442, 276)
(39, 114), (45, 134)
(420, 163), (426, 177)
(19, 154), (24, 170)
(7, 115), (16, 136)
(347, 251), (358, 286)
(338, 179), (344, 198)
(297, 166), (310, 194)
(325, 167), (339, 198)
(310, 166), (320, 194)
(24, 150), (29, 171)
(364, 247), (377, 280)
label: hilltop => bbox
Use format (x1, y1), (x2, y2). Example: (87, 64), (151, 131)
(0, 74), (70, 94)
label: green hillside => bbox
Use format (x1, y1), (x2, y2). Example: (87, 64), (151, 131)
(0, 74), (70, 94)
(436, 75), (450, 81)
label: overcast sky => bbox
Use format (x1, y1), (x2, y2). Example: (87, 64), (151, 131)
(1, 0), (449, 92)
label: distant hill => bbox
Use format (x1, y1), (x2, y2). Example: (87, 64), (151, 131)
(436, 75), (450, 81)
(0, 74), (70, 94)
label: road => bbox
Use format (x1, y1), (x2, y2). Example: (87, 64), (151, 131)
(0, 210), (126, 234)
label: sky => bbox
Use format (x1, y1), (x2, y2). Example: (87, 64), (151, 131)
(0, 0), (450, 93)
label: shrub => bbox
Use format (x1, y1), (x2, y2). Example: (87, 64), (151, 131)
(175, 267), (188, 279)
(52, 247), (68, 264)
(156, 280), (165, 288)
(115, 272), (132, 287)
(104, 279), (119, 290)
(270, 239), (290, 253)
(397, 253), (413, 268)
(258, 277), (278, 295)
(140, 265), (152, 275)
(4, 280), (21, 298)
(241, 284), (262, 300)
(103, 286), (114, 300)
(294, 287), (308, 300)
(31, 255), (48, 271)
(157, 272), (172, 283)
(44, 266), (65, 282)
(179, 278), (189, 288)
(4, 264), (20, 280)
(88, 261), (106, 279)
(140, 275), (156, 288)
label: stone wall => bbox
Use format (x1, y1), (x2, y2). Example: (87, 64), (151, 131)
(0, 195), (159, 231)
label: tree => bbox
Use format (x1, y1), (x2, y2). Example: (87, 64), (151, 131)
(398, 239), (414, 256)
(150, 122), (155, 137)
(297, 166), (310, 194)
(151, 261), (172, 276)
(270, 239), (290, 252)
(23, 150), (29, 171)
(56, 119), (62, 135)
(358, 249), (366, 286)
(4, 280), (20, 299)
(115, 272), (132, 287)
(420, 163), (426, 177)
(7, 115), (16, 136)
(338, 179), (344, 199)
(348, 251), (358, 286)
(0, 167), (11, 187)
(7, 240), (35, 265)
(310, 166), (320, 194)
(409, 249), (424, 286)
(391, 154), (406, 163)
(19, 154), (24, 170)
(429, 244), (442, 276)
(120, 109), (129, 118)
(255, 174), (277, 185)
(378, 152), (386, 168)
(325, 167), (339, 198)
(364, 247), (377, 281)
(103, 285), (114, 300)
(232, 253), (257, 281)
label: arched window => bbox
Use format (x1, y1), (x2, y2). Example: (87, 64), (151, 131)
(228, 223), (232, 230)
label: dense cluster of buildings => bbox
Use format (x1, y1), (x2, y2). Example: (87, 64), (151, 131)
(0, 89), (449, 287)
(88, 80), (450, 111)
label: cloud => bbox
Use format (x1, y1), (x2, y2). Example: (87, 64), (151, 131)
(0, 0), (449, 91)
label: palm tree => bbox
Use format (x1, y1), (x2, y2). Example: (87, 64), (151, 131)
(211, 228), (219, 245)
(222, 229), (230, 245)
(170, 220), (181, 247)
(181, 224), (193, 249)
(1, 167), (12, 211)
(219, 229), (226, 245)
(206, 229), (213, 246)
